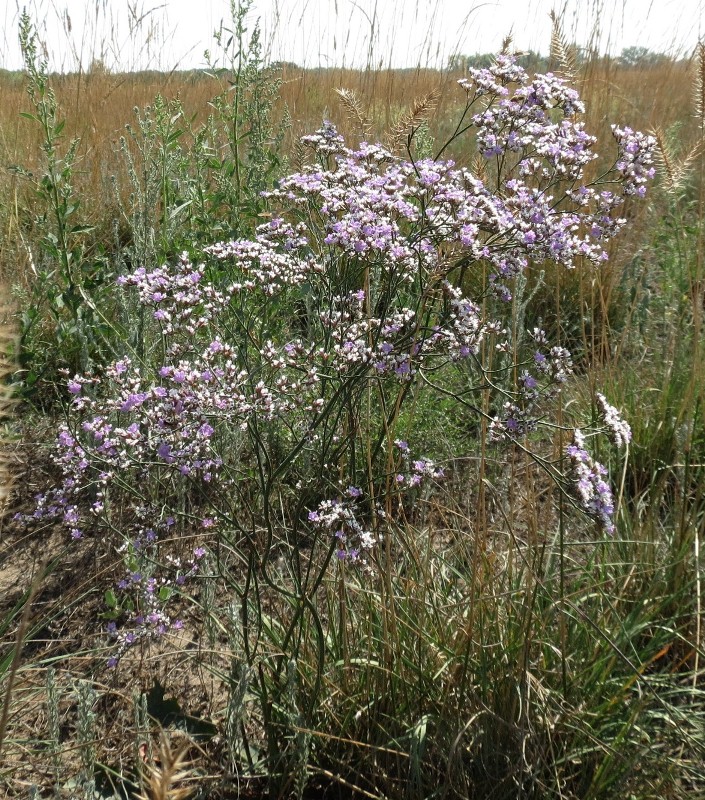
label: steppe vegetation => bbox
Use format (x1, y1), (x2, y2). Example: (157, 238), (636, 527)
(0, 2), (704, 798)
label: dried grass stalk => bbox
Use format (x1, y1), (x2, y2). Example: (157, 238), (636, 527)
(0, 298), (17, 518)
(653, 127), (702, 193)
(550, 10), (577, 81)
(137, 731), (195, 800)
(335, 87), (372, 137)
(693, 41), (705, 128)
(471, 154), (488, 184)
(385, 89), (440, 153)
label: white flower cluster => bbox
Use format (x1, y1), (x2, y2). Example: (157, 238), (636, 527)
(596, 393), (632, 449)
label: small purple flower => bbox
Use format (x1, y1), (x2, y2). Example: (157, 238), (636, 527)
(157, 442), (173, 461)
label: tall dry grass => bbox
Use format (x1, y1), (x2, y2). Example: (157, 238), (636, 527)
(0, 50), (697, 283)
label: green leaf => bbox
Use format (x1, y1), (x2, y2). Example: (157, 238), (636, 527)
(168, 200), (193, 221)
(146, 681), (217, 740)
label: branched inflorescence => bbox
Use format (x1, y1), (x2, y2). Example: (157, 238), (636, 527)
(565, 429), (616, 534)
(596, 392), (632, 449)
(19, 55), (654, 663)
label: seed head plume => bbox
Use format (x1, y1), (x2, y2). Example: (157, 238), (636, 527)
(385, 89), (440, 153)
(471, 153), (488, 184)
(549, 10), (577, 81)
(137, 732), (195, 800)
(291, 136), (306, 173)
(653, 127), (702, 193)
(693, 41), (705, 129)
(335, 88), (372, 137)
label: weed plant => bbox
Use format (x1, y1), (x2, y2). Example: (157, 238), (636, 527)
(10, 12), (115, 400)
(8, 2), (287, 403)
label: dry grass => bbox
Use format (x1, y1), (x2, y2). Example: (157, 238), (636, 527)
(0, 295), (17, 513)
(136, 731), (196, 800)
(0, 54), (697, 291)
(0, 56), (694, 160)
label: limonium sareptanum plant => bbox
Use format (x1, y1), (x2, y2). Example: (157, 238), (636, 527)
(20, 55), (649, 662)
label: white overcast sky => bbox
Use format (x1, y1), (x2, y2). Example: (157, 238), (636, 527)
(1, 0), (704, 72)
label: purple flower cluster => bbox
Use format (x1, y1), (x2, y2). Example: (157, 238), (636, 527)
(204, 218), (315, 297)
(308, 443), (445, 564)
(489, 329), (574, 439)
(458, 58), (656, 205)
(300, 120), (347, 154)
(457, 54), (529, 96)
(472, 76), (593, 179)
(106, 543), (204, 667)
(308, 498), (377, 565)
(455, 56), (655, 291)
(611, 126), (657, 197)
(252, 109), (651, 320)
(391, 438), (445, 488)
(117, 253), (227, 336)
(565, 429), (615, 534)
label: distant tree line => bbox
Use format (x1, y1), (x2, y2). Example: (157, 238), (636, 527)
(0, 46), (677, 81)
(448, 46), (675, 72)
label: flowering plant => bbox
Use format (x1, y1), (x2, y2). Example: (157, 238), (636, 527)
(20, 54), (653, 662)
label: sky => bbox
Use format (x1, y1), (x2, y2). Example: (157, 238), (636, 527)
(1, 0), (704, 73)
